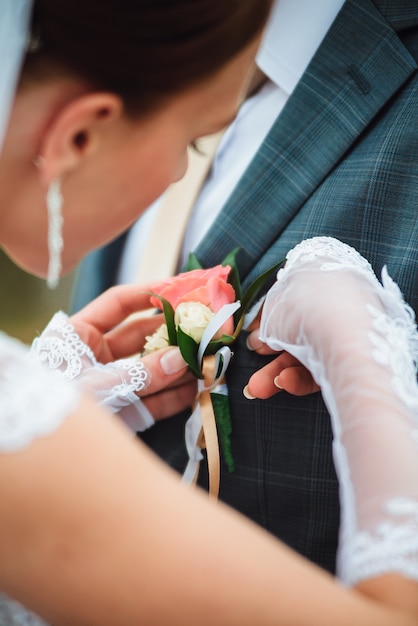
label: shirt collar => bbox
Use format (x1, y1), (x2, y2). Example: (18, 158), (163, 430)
(256, 0), (346, 95)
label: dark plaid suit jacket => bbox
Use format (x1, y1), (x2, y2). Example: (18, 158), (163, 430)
(71, 0), (418, 574)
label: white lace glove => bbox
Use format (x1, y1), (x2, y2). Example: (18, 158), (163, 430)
(31, 312), (154, 432)
(259, 236), (418, 586)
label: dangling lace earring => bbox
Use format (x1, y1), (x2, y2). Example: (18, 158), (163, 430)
(46, 178), (64, 289)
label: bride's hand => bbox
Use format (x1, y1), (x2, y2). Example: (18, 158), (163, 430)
(70, 284), (198, 418)
(31, 284), (197, 429)
(69, 283), (169, 362)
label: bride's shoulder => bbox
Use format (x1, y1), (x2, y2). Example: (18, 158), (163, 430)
(0, 331), (44, 374)
(0, 332), (35, 374)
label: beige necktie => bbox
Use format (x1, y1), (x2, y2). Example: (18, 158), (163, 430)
(134, 131), (224, 284)
(132, 132), (225, 498)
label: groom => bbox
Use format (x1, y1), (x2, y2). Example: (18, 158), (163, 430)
(71, 0), (418, 574)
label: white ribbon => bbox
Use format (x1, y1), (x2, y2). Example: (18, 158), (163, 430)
(182, 301), (241, 485)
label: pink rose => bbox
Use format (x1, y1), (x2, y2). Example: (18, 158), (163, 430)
(150, 265), (236, 337)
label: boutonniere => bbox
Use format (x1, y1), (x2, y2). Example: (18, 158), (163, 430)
(143, 249), (284, 498)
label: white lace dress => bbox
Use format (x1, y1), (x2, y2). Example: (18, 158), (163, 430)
(0, 332), (80, 625)
(0, 312), (154, 625)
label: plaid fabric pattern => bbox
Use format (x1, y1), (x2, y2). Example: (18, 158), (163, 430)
(74, 0), (418, 575)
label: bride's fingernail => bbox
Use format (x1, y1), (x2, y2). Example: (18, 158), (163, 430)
(274, 376), (283, 390)
(246, 335), (264, 351)
(243, 385), (256, 400)
(160, 348), (187, 375)
(246, 336), (255, 351)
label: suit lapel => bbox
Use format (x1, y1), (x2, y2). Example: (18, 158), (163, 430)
(195, 0), (417, 279)
(374, 0), (418, 31)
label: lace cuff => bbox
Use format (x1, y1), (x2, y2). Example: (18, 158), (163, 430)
(31, 312), (154, 432)
(259, 237), (418, 585)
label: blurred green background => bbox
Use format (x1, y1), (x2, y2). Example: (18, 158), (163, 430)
(0, 249), (76, 344)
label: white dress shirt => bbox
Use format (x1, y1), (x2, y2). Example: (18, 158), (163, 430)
(117, 0), (346, 283)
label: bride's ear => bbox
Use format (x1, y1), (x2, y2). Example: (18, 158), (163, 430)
(36, 93), (123, 186)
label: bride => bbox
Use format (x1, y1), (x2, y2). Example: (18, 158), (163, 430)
(0, 1), (417, 625)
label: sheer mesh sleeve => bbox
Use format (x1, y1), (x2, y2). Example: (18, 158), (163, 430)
(259, 237), (418, 585)
(0, 332), (80, 452)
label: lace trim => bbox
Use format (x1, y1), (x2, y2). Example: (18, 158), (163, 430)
(99, 358), (149, 396)
(365, 268), (418, 411)
(0, 333), (80, 452)
(343, 273), (418, 584)
(31, 312), (149, 398)
(282, 236), (376, 280)
(31, 311), (96, 381)
(340, 498), (418, 585)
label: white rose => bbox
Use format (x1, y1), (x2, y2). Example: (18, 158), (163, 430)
(174, 301), (214, 343)
(143, 323), (169, 354)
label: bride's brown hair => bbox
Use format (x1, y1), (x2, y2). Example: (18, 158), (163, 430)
(22, 0), (273, 115)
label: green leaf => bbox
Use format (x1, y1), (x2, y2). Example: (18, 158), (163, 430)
(185, 252), (204, 271)
(221, 247), (242, 302)
(205, 335), (235, 355)
(142, 292), (177, 345)
(241, 259), (285, 311)
(177, 326), (202, 378)
(211, 392), (234, 473)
